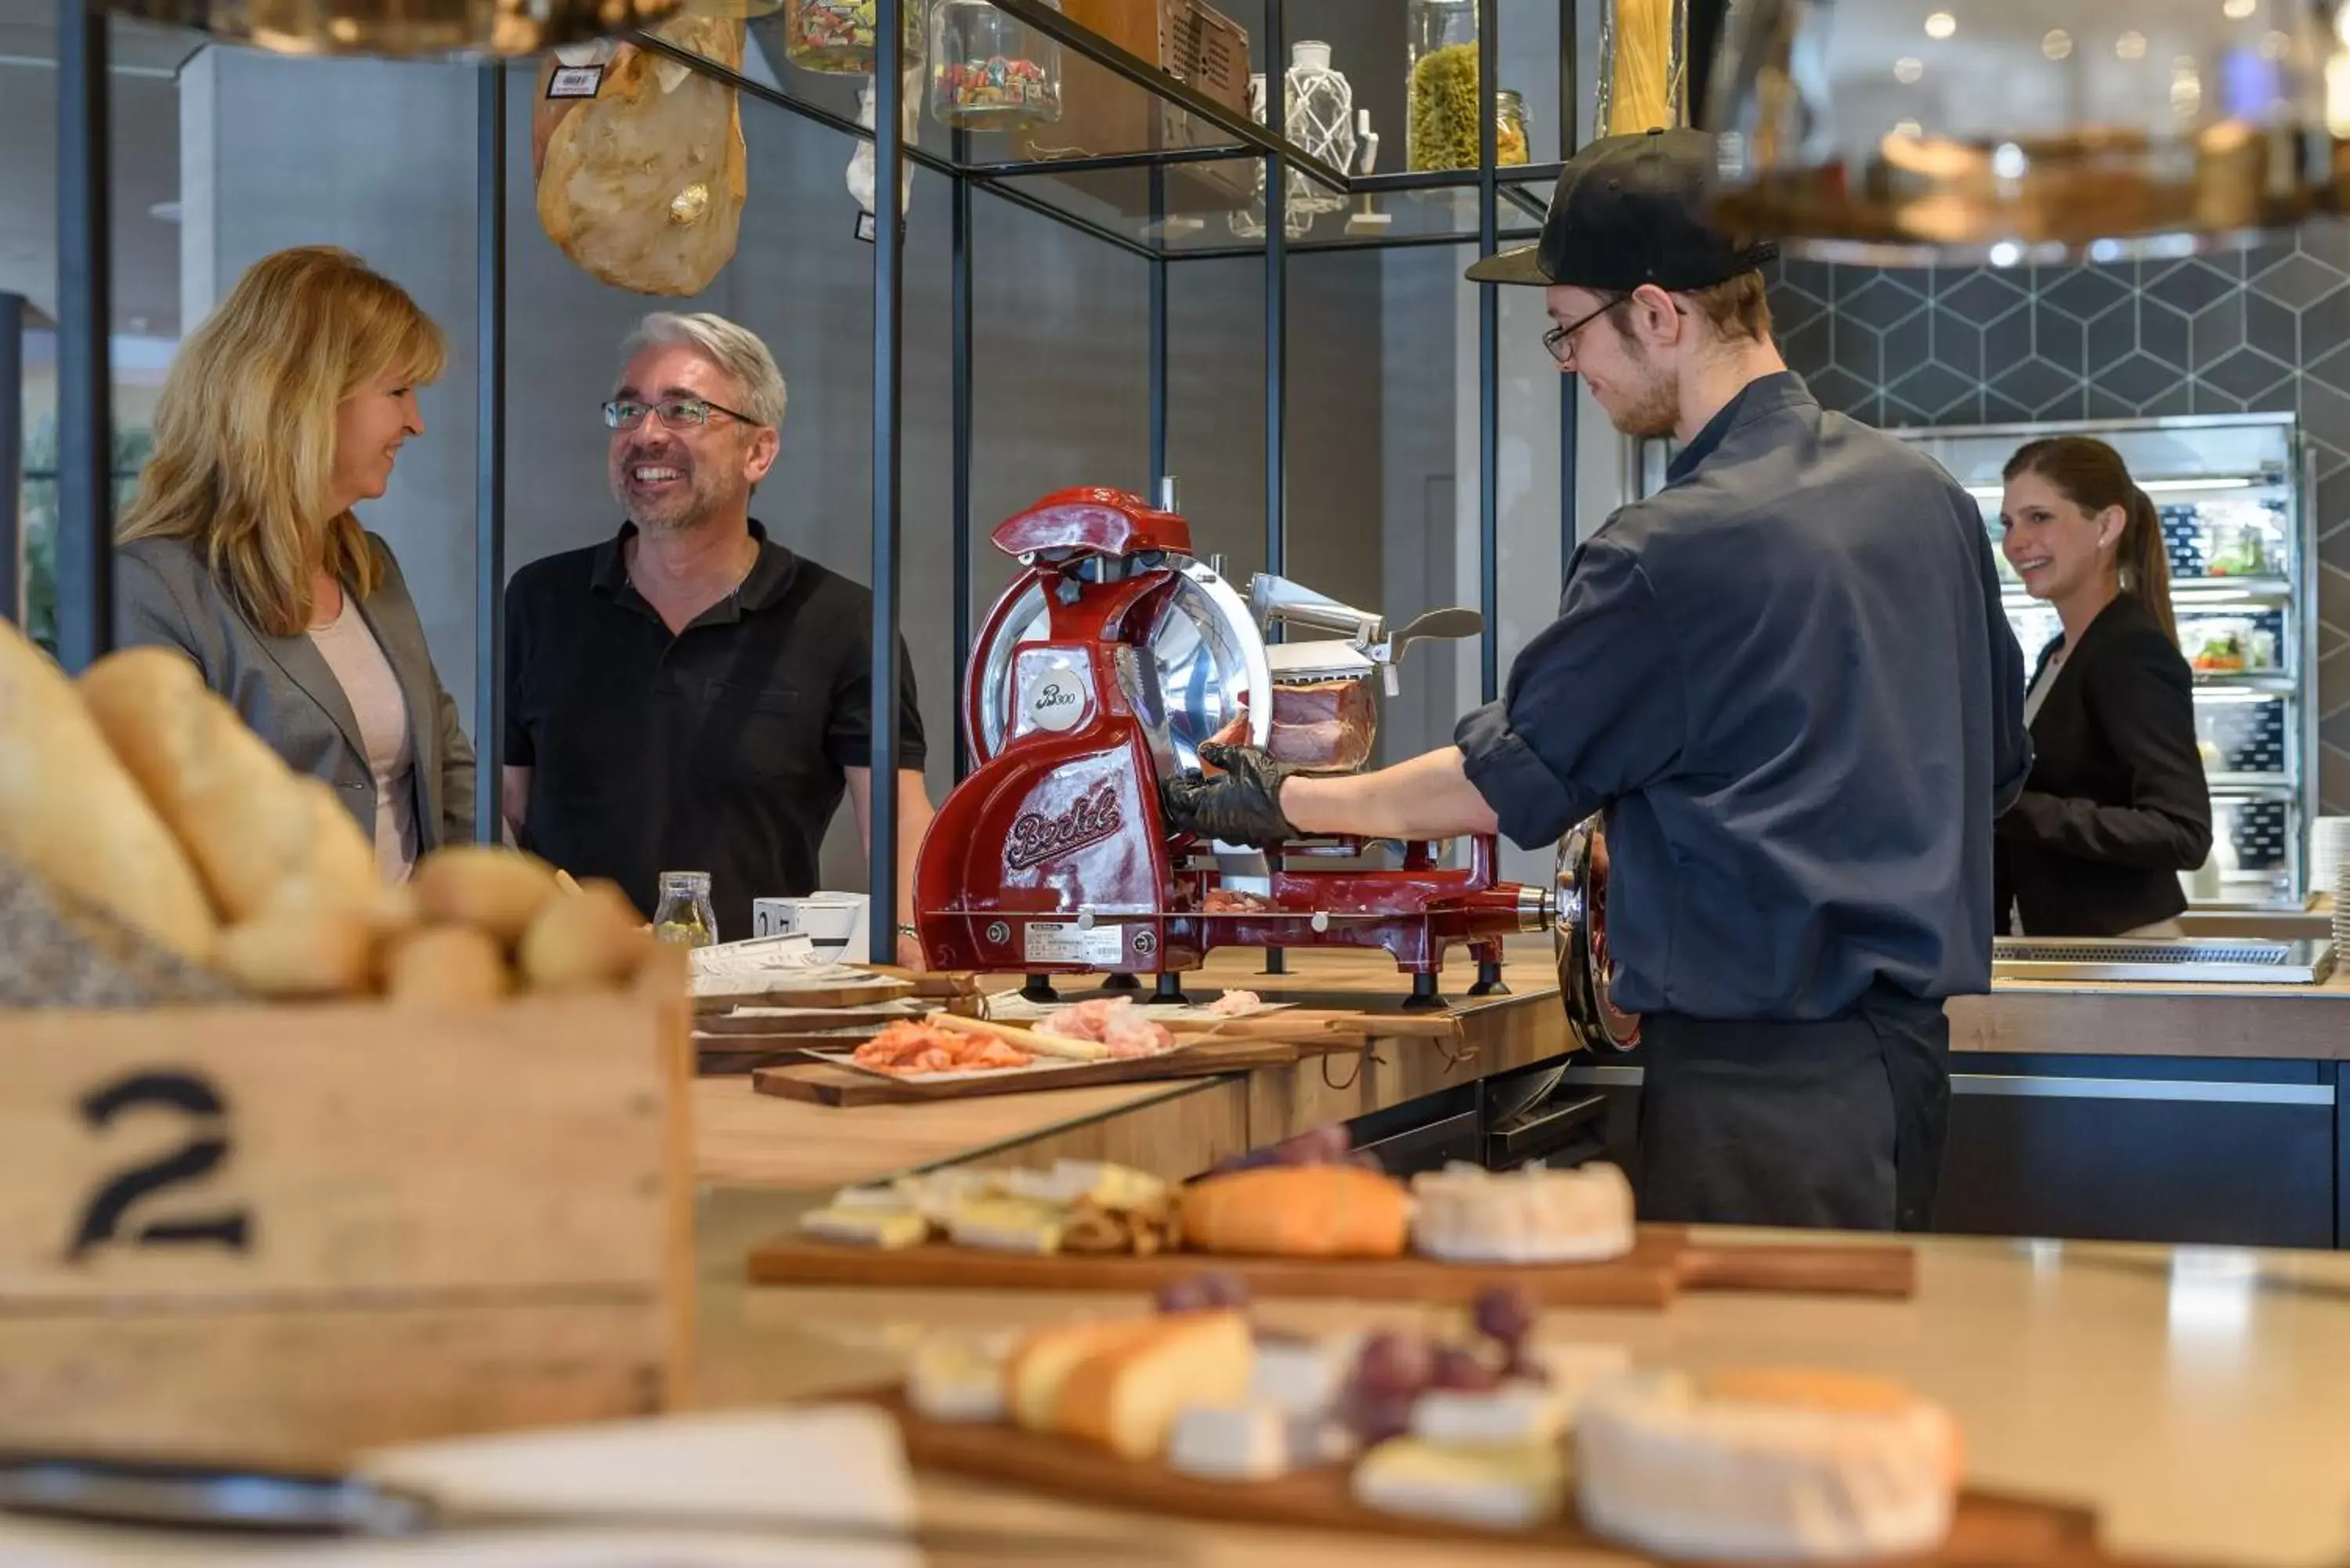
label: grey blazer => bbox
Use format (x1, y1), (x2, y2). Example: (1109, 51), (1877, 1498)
(115, 533), (477, 854)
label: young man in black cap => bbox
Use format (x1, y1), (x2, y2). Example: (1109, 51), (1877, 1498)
(1165, 128), (2031, 1232)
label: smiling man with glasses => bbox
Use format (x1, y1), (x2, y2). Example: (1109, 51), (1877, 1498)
(1165, 128), (2031, 1236)
(501, 311), (933, 958)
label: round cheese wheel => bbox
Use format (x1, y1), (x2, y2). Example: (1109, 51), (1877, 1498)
(1408, 1161), (1634, 1263)
(1574, 1368), (1962, 1561)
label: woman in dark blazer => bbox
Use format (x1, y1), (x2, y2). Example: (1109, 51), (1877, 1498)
(1994, 435), (2212, 937)
(114, 247), (474, 880)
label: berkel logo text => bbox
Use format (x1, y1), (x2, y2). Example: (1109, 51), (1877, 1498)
(1006, 783), (1123, 870)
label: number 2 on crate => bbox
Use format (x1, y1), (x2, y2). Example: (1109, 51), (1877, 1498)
(65, 1070), (252, 1262)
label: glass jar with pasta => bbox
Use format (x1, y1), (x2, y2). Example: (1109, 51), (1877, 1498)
(1596, 0), (1685, 138)
(1405, 0), (1479, 170)
(1495, 89), (1529, 166)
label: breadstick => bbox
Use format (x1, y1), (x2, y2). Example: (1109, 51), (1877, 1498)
(928, 1010), (1110, 1062)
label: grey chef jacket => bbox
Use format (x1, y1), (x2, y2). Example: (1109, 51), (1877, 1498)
(1457, 372), (2030, 1021)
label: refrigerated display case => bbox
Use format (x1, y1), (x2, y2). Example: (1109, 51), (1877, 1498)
(1639, 413), (2318, 910)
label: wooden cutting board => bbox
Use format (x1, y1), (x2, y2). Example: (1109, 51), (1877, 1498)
(696, 1003), (931, 1035)
(877, 1393), (2102, 1563)
(748, 1226), (1914, 1307)
(692, 976), (917, 1013)
(695, 1030), (880, 1077)
(750, 1035), (1311, 1107)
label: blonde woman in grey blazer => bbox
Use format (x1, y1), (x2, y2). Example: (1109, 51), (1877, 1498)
(113, 247), (475, 876)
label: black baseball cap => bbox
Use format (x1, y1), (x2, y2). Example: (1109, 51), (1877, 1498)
(1465, 127), (1777, 290)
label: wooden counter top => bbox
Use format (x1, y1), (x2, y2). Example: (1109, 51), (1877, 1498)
(695, 935), (2350, 1189)
(1954, 964), (2350, 1059)
(695, 939), (1569, 1190)
(691, 1188), (2350, 1568)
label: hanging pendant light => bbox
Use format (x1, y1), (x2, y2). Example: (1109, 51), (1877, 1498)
(1701, 0), (2335, 265)
(103, 0), (685, 59)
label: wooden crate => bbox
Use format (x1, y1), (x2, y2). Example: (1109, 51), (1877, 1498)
(0, 992), (692, 1468)
(1026, 0), (1257, 215)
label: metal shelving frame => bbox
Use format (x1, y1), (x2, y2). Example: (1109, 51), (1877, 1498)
(44, 0), (1583, 963)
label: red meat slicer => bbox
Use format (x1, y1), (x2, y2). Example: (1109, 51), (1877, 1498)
(913, 486), (1555, 1009)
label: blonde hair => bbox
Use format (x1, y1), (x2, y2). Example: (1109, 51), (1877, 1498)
(119, 246), (446, 637)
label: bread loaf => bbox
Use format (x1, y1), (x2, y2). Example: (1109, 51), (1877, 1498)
(214, 907), (379, 999)
(1056, 1310), (1254, 1461)
(81, 648), (380, 922)
(0, 627), (216, 960)
(414, 845), (562, 944)
(1179, 1165), (1411, 1259)
(382, 924), (510, 1008)
(519, 878), (653, 991)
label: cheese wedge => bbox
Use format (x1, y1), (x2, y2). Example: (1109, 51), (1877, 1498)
(948, 1197), (1065, 1255)
(1001, 1159), (1168, 1210)
(1412, 1386), (1570, 1447)
(1353, 1437), (1567, 1530)
(1056, 1310), (1255, 1461)
(1247, 1331), (1359, 1419)
(797, 1206), (928, 1249)
(1005, 1320), (1163, 1433)
(909, 1335), (1014, 1423)
(1168, 1402), (1289, 1482)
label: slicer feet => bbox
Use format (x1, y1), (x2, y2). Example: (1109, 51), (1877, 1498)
(1142, 971), (1193, 1006)
(1401, 971), (1448, 1011)
(1467, 959), (1510, 996)
(1020, 973), (1063, 1005)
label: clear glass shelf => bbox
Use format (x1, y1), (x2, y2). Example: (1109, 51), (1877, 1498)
(639, 7), (1560, 258)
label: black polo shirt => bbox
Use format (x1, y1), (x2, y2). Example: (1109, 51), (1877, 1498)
(504, 520), (926, 940)
(1455, 372), (2031, 1021)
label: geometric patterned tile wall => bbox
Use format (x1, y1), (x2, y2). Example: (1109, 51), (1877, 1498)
(1769, 229), (2350, 817)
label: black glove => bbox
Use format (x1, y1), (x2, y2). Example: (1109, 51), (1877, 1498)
(1160, 742), (1303, 847)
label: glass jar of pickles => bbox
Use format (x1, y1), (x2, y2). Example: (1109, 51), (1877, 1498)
(781, 0), (921, 75)
(929, 0), (1061, 132)
(653, 869), (719, 947)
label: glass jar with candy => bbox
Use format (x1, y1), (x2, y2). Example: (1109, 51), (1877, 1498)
(781, 0), (922, 75)
(929, 0), (1063, 131)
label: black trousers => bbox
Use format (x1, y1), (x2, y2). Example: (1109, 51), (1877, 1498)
(1632, 985), (1951, 1232)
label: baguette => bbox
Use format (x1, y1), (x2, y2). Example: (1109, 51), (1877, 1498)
(0, 627), (215, 960)
(1179, 1165), (1412, 1259)
(382, 924), (511, 1008)
(214, 906), (379, 999)
(414, 845), (563, 944)
(79, 648), (379, 923)
(518, 877), (654, 991)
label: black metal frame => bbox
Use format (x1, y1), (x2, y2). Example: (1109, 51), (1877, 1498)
(0, 291), (21, 627)
(54, 0), (112, 673)
(42, 2), (1588, 964)
(474, 62), (508, 840)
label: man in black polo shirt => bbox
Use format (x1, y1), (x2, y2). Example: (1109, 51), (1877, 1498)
(1164, 130), (2031, 1231)
(502, 311), (931, 955)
